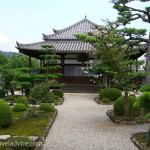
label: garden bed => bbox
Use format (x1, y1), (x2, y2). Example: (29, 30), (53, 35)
(94, 97), (114, 105)
(131, 132), (150, 150)
(0, 110), (57, 150)
(107, 110), (150, 125)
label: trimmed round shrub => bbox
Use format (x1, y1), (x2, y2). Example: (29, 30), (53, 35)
(13, 103), (26, 112)
(39, 103), (55, 112)
(0, 89), (5, 98)
(9, 136), (35, 150)
(0, 99), (12, 128)
(52, 89), (64, 98)
(101, 98), (110, 103)
(129, 94), (136, 97)
(99, 88), (122, 101)
(113, 96), (140, 117)
(16, 96), (28, 107)
(139, 85), (150, 92)
(137, 92), (150, 111)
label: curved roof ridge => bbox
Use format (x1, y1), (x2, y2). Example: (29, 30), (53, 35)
(53, 18), (97, 33)
(43, 18), (98, 40)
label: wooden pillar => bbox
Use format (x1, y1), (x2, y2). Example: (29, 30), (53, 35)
(61, 54), (65, 76)
(29, 56), (32, 68)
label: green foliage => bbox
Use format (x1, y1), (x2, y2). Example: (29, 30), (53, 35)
(114, 96), (140, 117)
(99, 88), (122, 101)
(8, 136), (35, 150)
(146, 112), (150, 119)
(137, 92), (150, 111)
(47, 93), (59, 103)
(101, 98), (110, 103)
(13, 103), (26, 112)
(52, 89), (64, 98)
(129, 94), (136, 97)
(0, 89), (5, 98)
(0, 99), (12, 128)
(30, 82), (50, 105)
(39, 103), (55, 112)
(25, 108), (39, 117)
(139, 85), (150, 92)
(15, 96), (28, 107)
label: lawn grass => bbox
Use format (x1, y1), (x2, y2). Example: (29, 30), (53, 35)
(0, 111), (55, 136)
(12, 111), (25, 118)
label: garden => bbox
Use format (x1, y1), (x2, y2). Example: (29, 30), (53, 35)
(0, 45), (64, 150)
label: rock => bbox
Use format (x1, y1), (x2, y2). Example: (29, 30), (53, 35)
(0, 135), (11, 141)
(29, 136), (39, 141)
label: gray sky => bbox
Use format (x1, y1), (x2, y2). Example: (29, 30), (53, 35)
(0, 0), (149, 52)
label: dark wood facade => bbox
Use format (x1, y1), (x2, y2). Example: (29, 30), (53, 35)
(16, 17), (98, 85)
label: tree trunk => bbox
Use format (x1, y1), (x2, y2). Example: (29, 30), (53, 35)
(145, 34), (150, 84)
(124, 90), (129, 117)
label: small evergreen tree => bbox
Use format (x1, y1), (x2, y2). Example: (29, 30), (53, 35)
(34, 44), (63, 88)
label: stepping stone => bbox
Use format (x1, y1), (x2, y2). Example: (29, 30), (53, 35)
(29, 136), (39, 141)
(0, 135), (11, 141)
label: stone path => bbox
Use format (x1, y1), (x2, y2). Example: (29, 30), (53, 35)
(42, 93), (150, 150)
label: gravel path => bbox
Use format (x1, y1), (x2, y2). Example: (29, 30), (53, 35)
(42, 93), (150, 150)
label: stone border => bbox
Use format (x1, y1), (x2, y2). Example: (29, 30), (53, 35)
(59, 97), (65, 105)
(94, 97), (113, 105)
(107, 110), (150, 125)
(131, 132), (149, 150)
(34, 110), (58, 150)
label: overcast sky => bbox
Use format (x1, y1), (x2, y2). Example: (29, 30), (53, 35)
(0, 0), (149, 52)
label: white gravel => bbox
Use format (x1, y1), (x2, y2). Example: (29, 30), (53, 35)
(42, 93), (150, 150)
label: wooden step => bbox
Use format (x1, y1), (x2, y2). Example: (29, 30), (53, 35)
(62, 84), (100, 93)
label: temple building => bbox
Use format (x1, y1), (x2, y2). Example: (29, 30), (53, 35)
(16, 17), (99, 92)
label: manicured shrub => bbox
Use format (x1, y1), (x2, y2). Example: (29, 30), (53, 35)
(47, 93), (59, 103)
(52, 89), (64, 98)
(25, 108), (39, 117)
(139, 85), (150, 92)
(13, 103), (26, 112)
(101, 98), (110, 103)
(0, 89), (5, 98)
(0, 99), (12, 128)
(99, 88), (122, 101)
(146, 113), (150, 119)
(113, 96), (140, 117)
(16, 96), (28, 107)
(129, 94), (136, 97)
(137, 92), (150, 111)
(9, 136), (35, 150)
(39, 103), (55, 112)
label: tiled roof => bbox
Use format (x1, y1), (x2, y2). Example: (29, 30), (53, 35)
(16, 40), (94, 53)
(16, 17), (97, 53)
(43, 18), (97, 40)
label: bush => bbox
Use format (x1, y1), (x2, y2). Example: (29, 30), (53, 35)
(113, 96), (140, 117)
(47, 93), (59, 103)
(13, 103), (26, 112)
(52, 89), (64, 98)
(16, 96), (28, 107)
(8, 136), (35, 150)
(101, 98), (110, 103)
(39, 103), (55, 112)
(99, 88), (122, 101)
(137, 92), (150, 111)
(25, 108), (39, 117)
(0, 99), (12, 128)
(129, 94), (136, 97)
(146, 113), (150, 119)
(0, 89), (5, 98)
(139, 85), (150, 92)
(5, 95), (19, 102)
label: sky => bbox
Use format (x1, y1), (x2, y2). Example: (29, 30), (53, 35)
(0, 0), (149, 53)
